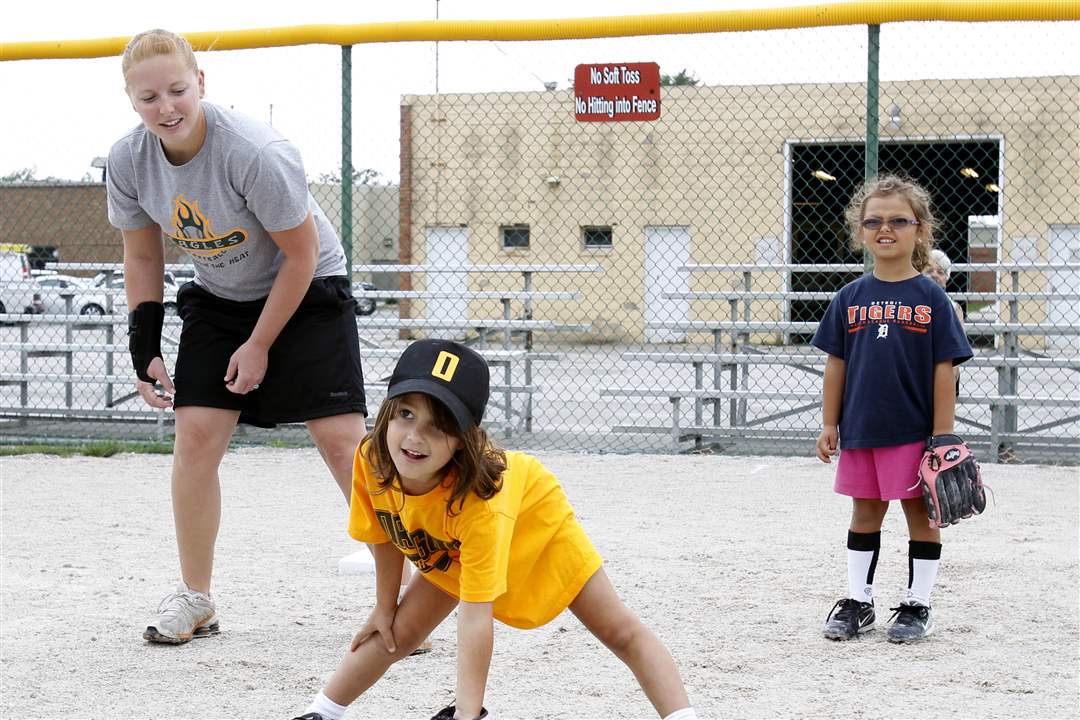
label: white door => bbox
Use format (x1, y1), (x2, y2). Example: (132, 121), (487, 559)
(644, 226), (690, 343)
(425, 226), (469, 335)
(1047, 224), (1080, 351)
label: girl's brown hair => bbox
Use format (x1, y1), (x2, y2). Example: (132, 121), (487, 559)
(122, 29), (198, 83)
(844, 174), (937, 272)
(363, 394), (506, 517)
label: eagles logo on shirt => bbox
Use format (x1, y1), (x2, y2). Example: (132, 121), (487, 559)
(165, 195), (248, 259)
(374, 509), (459, 574)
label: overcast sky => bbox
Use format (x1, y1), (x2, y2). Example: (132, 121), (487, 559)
(1, 0), (1076, 182)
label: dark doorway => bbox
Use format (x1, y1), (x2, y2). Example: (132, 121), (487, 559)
(789, 139), (1001, 338)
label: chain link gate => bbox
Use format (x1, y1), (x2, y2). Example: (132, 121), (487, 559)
(2, 6), (1078, 462)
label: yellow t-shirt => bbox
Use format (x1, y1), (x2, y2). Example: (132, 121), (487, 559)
(349, 447), (603, 629)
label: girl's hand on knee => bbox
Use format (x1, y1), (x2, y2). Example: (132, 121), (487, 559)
(816, 426), (839, 463)
(351, 602), (398, 653)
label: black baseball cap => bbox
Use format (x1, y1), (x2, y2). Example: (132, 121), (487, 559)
(386, 339), (490, 432)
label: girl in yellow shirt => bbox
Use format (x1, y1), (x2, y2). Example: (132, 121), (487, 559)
(294, 339), (697, 720)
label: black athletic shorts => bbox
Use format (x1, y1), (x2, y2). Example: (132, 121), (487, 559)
(172, 276), (367, 427)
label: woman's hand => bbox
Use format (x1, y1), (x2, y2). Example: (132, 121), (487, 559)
(135, 356), (175, 408)
(351, 602), (398, 654)
(224, 339), (268, 394)
(816, 425), (839, 463)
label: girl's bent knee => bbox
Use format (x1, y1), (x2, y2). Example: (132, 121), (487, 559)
(383, 638), (425, 664)
(348, 636), (410, 666)
(596, 618), (645, 655)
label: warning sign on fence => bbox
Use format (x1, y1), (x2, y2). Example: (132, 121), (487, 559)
(573, 63), (660, 122)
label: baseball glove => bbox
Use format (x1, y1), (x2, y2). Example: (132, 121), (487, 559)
(431, 704), (489, 720)
(912, 434), (987, 529)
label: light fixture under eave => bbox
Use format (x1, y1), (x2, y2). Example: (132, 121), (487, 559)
(960, 167), (979, 179)
(812, 170), (837, 181)
(985, 183), (1001, 193)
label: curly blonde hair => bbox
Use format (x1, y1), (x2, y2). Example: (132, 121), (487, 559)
(122, 29), (198, 84)
(844, 174), (937, 272)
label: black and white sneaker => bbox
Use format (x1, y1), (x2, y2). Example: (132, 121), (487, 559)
(431, 704), (489, 720)
(823, 597), (875, 640)
(291, 714), (326, 720)
(886, 602), (934, 643)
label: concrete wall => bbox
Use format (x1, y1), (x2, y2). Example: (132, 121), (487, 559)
(309, 182), (400, 286)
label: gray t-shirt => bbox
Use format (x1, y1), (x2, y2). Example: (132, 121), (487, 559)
(106, 102), (346, 301)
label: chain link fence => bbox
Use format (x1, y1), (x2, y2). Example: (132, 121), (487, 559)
(2, 11), (1078, 462)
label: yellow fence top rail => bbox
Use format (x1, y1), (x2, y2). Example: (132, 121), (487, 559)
(3, 1), (1079, 61)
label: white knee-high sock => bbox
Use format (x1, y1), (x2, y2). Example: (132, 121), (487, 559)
(846, 530), (880, 602)
(905, 540), (942, 606)
(306, 690), (348, 720)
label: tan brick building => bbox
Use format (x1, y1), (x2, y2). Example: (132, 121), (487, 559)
(399, 76), (1080, 340)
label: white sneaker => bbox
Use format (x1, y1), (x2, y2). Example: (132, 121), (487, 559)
(143, 582), (219, 644)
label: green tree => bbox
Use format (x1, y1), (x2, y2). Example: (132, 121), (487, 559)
(660, 69), (700, 87)
(1, 167), (72, 183)
(317, 166), (383, 185)
(2, 167), (38, 183)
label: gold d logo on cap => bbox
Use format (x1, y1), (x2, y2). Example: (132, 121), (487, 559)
(431, 351), (460, 382)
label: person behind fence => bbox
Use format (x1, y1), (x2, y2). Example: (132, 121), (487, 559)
(812, 175), (973, 643)
(923, 247), (966, 391)
(292, 339), (697, 720)
(923, 248), (966, 320)
(106, 28), (368, 645)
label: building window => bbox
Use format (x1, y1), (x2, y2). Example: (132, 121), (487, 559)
(500, 224), (530, 250)
(582, 226), (613, 249)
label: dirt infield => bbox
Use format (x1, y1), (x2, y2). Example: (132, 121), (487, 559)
(2, 448), (1077, 719)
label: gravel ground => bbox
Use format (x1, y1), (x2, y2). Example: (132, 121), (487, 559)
(1, 448), (1077, 719)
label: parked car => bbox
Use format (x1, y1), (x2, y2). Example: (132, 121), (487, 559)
(83, 272), (180, 316)
(0, 250), (43, 316)
(91, 270), (179, 288)
(35, 274), (98, 314)
(354, 281), (377, 316)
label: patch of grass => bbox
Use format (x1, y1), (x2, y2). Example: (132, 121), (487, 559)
(0, 441), (174, 458)
(265, 439), (313, 449)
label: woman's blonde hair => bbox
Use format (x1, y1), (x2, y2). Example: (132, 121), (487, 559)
(363, 394), (506, 517)
(122, 29), (198, 83)
(844, 174), (937, 272)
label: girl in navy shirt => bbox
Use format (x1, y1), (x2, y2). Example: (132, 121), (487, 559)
(812, 175), (971, 643)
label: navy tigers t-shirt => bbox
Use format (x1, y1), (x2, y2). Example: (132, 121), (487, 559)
(811, 274), (972, 449)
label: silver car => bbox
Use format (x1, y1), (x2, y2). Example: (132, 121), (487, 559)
(0, 251), (43, 316)
(85, 273), (180, 316)
(36, 273), (179, 316)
